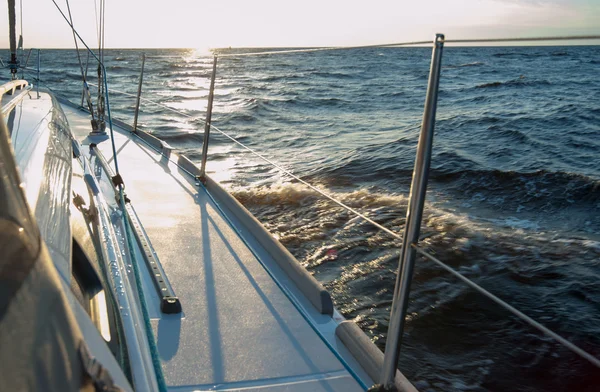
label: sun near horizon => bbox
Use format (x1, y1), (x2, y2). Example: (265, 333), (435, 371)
(0, 0), (598, 49)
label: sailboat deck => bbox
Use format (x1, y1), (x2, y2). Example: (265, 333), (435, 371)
(62, 104), (369, 391)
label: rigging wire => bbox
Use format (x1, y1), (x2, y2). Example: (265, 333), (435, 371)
(86, 81), (515, 243)
(64, 0), (97, 124)
(207, 121), (409, 241)
(48, 0), (119, 225)
(50, 2), (168, 390)
(18, 0), (23, 77)
(100, 0), (105, 60)
(93, 0), (100, 47)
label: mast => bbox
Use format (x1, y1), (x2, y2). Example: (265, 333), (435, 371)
(7, 0), (18, 79)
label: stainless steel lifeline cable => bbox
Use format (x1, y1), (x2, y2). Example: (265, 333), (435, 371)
(412, 244), (600, 368)
(216, 41), (433, 57)
(445, 35), (600, 43)
(81, 34), (600, 373)
(215, 35), (600, 57)
(86, 81), (412, 241)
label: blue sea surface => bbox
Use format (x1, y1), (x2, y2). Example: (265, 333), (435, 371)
(6, 45), (599, 391)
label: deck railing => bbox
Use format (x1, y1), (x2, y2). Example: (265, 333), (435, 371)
(187, 34), (600, 391)
(0, 79), (29, 117)
(31, 33), (600, 391)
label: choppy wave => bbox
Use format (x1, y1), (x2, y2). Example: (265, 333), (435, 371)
(9, 45), (600, 392)
(476, 76), (551, 89)
(444, 61), (485, 69)
(434, 169), (600, 211)
(311, 70), (356, 79)
(232, 180), (600, 390)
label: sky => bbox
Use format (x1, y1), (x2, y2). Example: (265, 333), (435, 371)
(0, 0), (598, 48)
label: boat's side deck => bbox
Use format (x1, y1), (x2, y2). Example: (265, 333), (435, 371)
(62, 104), (370, 391)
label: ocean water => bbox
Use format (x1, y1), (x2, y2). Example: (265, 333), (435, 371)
(7, 45), (600, 391)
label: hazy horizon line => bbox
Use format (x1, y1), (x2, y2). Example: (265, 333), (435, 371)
(1, 43), (599, 51)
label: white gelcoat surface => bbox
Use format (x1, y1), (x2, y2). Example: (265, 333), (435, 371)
(62, 103), (368, 391)
(8, 92), (72, 284)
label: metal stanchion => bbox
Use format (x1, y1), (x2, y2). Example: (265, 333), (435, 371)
(36, 49), (40, 99)
(81, 51), (89, 107)
(378, 34), (445, 391)
(199, 55), (217, 180)
(133, 53), (145, 133)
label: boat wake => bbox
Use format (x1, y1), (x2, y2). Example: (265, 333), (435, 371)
(232, 181), (600, 391)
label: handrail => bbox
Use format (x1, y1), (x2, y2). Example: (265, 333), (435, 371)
(0, 79), (28, 101)
(0, 80), (30, 117)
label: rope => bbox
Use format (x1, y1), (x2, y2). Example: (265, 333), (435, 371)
(412, 244), (600, 368)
